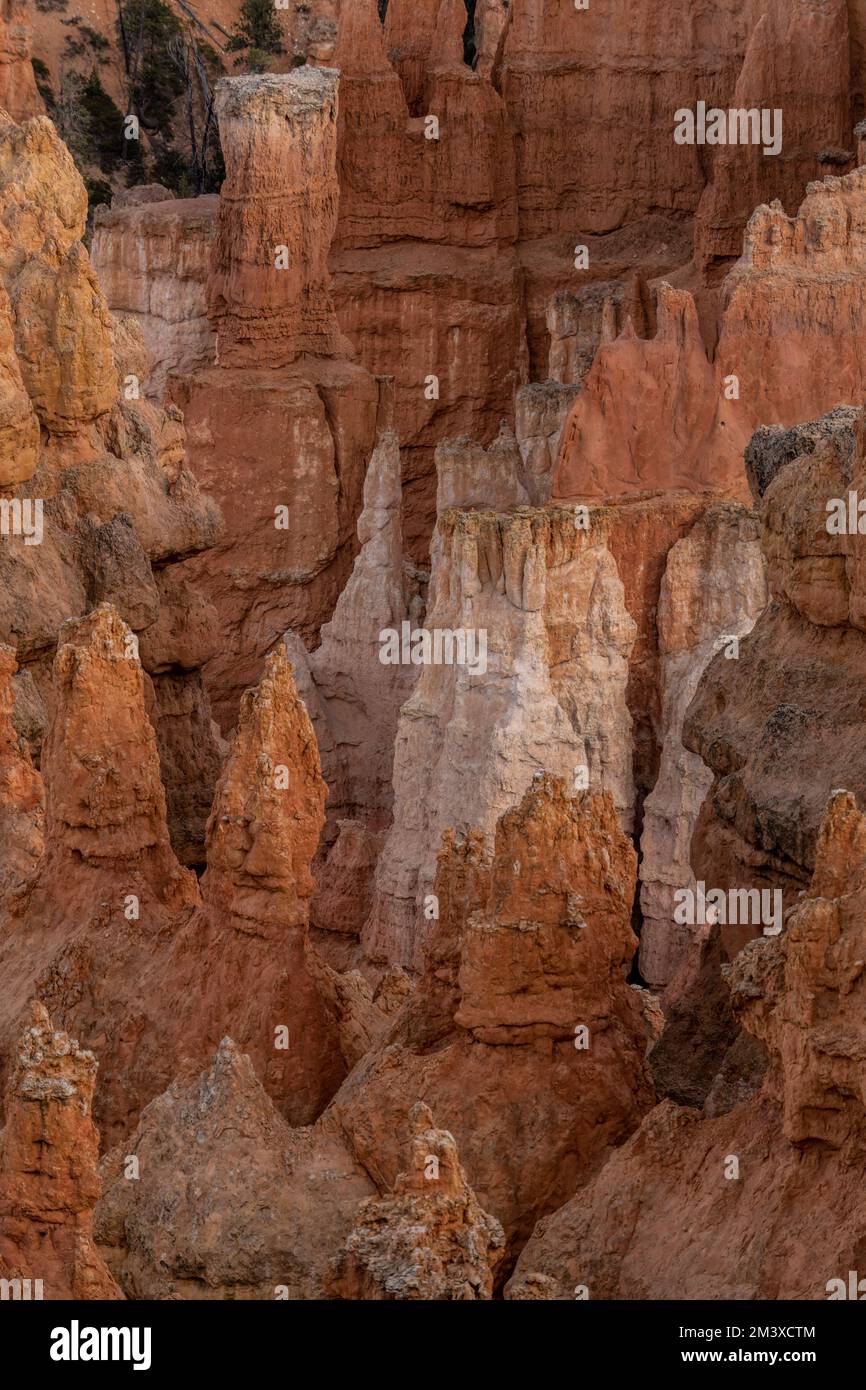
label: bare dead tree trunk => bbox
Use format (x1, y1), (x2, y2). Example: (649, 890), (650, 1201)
(189, 36), (215, 193)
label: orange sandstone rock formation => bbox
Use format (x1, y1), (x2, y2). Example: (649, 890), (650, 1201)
(684, 406), (866, 942)
(0, 605), (200, 1141)
(0, 1003), (121, 1300)
(508, 791), (866, 1301)
(365, 506), (636, 969)
(172, 70), (380, 725)
(693, 0), (852, 270)
(11, 0), (866, 1313)
(91, 191), (218, 400)
(553, 283), (749, 500)
(95, 776), (654, 1293)
(0, 0), (43, 123)
(715, 167), (866, 425)
(341, 776), (655, 1258)
(188, 645), (346, 1124)
(638, 504), (767, 988)
(555, 162), (866, 504)
(328, 0), (523, 558)
(0, 644), (42, 906)
(329, 1100), (504, 1300)
(209, 70), (344, 367)
(0, 108), (223, 866)
(0, 604), (346, 1143)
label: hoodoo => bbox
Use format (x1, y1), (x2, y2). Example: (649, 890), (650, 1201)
(4, 0), (866, 1329)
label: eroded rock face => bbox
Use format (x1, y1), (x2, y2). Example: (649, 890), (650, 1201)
(288, 428), (411, 835)
(0, 0), (43, 123)
(435, 423), (530, 513)
(203, 646), (325, 935)
(10, 0), (866, 1314)
(209, 70), (344, 367)
(91, 195), (218, 401)
(508, 791), (866, 1301)
(715, 169), (866, 432)
(0, 606), (346, 1145)
(0, 109), (223, 869)
(96, 1036), (372, 1300)
(0, 644), (42, 905)
(693, 0), (852, 270)
(329, 1101), (504, 1300)
(333, 0), (516, 253)
(0, 280), (38, 485)
(497, 0), (784, 242)
(285, 425), (416, 939)
(339, 776), (654, 1260)
(96, 776), (654, 1293)
(0, 605), (200, 1141)
(332, 244), (525, 561)
(172, 645), (347, 1127)
(555, 162), (866, 505)
(365, 506), (636, 969)
(514, 381), (579, 504)
(44, 607), (188, 879)
(172, 357), (379, 726)
(553, 284), (749, 500)
(638, 504), (768, 988)
(0, 1002), (121, 1301)
(683, 406), (866, 944)
(0, 113), (116, 441)
(170, 71), (380, 726)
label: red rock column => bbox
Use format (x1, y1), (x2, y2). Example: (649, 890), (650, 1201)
(199, 647), (345, 1124)
(0, 0), (44, 123)
(0, 1002), (122, 1299)
(208, 69), (343, 367)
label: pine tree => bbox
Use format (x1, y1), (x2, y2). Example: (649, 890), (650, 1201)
(226, 0), (283, 63)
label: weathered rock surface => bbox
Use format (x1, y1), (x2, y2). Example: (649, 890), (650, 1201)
(508, 791), (866, 1300)
(324, 0), (524, 559)
(338, 776), (655, 1261)
(94, 1050), (500, 1301)
(285, 424), (416, 939)
(172, 356), (379, 727)
(95, 776), (654, 1293)
(0, 112), (118, 442)
(0, 606), (347, 1148)
(332, 243), (525, 561)
(715, 167), (866, 429)
(329, 1100), (504, 1300)
(0, 109), (224, 867)
(0, 0), (43, 124)
(498, 0), (741, 240)
(171, 71), (380, 726)
(683, 406), (866, 946)
(0, 279), (38, 484)
(0, 644), (42, 906)
(209, 70), (344, 367)
(693, 0), (852, 270)
(96, 1037), (372, 1300)
(555, 163), (866, 505)
(365, 506), (636, 969)
(9, 0), (866, 1312)
(0, 1002), (121, 1300)
(638, 504), (768, 987)
(553, 284), (750, 500)
(189, 645), (346, 1125)
(0, 606), (200, 1141)
(91, 195), (218, 401)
